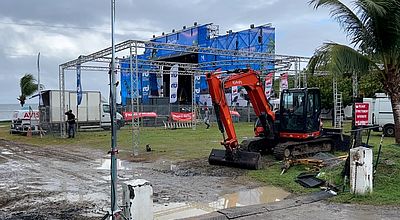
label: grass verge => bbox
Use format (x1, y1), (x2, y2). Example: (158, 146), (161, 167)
(1, 121), (399, 205)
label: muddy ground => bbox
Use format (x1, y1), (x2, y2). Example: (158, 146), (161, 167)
(0, 139), (260, 219)
(1, 139), (399, 220)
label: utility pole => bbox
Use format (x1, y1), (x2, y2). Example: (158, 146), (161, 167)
(110, 0), (118, 218)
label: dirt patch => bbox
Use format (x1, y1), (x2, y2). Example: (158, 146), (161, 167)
(0, 139), (263, 219)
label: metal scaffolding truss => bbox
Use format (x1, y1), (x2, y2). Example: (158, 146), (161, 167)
(59, 39), (311, 155)
(60, 40), (309, 69)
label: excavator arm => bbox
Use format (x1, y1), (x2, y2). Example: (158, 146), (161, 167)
(206, 68), (275, 169)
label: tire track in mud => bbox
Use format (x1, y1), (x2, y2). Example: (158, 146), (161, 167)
(0, 139), (264, 219)
(0, 139), (108, 219)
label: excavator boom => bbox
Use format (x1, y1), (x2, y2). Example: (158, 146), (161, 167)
(206, 69), (275, 169)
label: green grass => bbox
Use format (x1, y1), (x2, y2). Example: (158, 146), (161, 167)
(0, 122), (255, 161)
(248, 121), (400, 205)
(1, 121), (399, 205)
(329, 143), (400, 205)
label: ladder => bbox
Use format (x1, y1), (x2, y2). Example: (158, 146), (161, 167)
(334, 93), (344, 128)
(333, 78), (343, 128)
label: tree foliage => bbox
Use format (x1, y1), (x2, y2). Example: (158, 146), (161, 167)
(308, 0), (400, 143)
(17, 74), (43, 107)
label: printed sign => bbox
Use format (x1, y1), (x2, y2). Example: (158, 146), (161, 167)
(77, 64), (82, 105)
(355, 102), (369, 126)
(170, 112), (194, 122)
(264, 72), (273, 99)
(142, 72), (150, 104)
(194, 75), (201, 104)
(170, 64), (179, 103)
(279, 73), (288, 92)
(123, 112), (157, 120)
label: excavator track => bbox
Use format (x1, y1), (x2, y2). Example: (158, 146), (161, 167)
(273, 136), (334, 160)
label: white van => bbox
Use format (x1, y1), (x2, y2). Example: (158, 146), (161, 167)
(363, 93), (395, 137)
(10, 106), (40, 134)
(100, 103), (125, 130)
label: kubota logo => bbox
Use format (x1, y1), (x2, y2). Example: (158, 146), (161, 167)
(232, 80), (243, 85)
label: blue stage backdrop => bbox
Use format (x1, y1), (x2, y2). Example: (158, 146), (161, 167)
(120, 23), (275, 106)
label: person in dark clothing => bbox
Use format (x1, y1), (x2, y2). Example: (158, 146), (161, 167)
(204, 107), (210, 129)
(65, 110), (76, 138)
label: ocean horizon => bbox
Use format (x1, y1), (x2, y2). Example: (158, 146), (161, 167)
(0, 104), (38, 121)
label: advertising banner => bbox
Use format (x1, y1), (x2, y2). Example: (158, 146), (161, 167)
(279, 73), (288, 92)
(142, 71), (150, 104)
(194, 75), (201, 104)
(264, 72), (273, 99)
(170, 64), (179, 103)
(170, 112), (194, 122)
(122, 112), (158, 120)
(77, 64), (82, 105)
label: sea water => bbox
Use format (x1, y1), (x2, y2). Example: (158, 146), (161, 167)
(0, 104), (37, 121)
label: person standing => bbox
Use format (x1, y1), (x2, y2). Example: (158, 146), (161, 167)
(65, 110), (76, 138)
(204, 107), (210, 129)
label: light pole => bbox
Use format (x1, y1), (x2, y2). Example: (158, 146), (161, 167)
(110, 0), (118, 218)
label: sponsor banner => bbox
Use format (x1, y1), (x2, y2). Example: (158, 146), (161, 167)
(158, 66), (164, 96)
(355, 103), (369, 126)
(142, 71), (150, 104)
(123, 112), (158, 121)
(230, 110), (240, 117)
(264, 72), (273, 99)
(77, 64), (82, 105)
(231, 86), (239, 106)
(194, 75), (201, 104)
(170, 64), (179, 103)
(170, 112), (194, 122)
(279, 73), (288, 92)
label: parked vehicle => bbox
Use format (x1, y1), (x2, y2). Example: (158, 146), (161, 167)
(10, 106), (40, 134)
(39, 90), (124, 132)
(206, 68), (347, 170)
(363, 93), (395, 137)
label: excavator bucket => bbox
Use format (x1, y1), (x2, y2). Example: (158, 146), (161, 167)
(208, 149), (262, 170)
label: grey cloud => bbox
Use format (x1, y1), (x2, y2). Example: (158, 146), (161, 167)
(0, 0), (351, 103)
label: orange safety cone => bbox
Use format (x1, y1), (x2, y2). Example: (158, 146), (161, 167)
(27, 127), (32, 137)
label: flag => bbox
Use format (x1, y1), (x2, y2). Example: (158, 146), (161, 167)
(264, 72), (273, 99)
(279, 73), (288, 92)
(194, 75), (201, 104)
(231, 85), (239, 106)
(142, 71), (150, 104)
(77, 63), (82, 105)
(170, 64), (179, 103)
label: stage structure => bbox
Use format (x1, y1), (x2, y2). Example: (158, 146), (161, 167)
(59, 23), (310, 155)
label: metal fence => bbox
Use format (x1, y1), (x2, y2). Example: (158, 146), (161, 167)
(119, 104), (258, 127)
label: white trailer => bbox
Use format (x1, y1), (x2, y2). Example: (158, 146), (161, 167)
(40, 90), (124, 132)
(363, 93), (395, 137)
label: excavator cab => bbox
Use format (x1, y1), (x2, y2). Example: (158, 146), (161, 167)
(279, 88), (322, 139)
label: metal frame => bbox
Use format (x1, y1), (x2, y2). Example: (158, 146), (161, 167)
(58, 39), (310, 151)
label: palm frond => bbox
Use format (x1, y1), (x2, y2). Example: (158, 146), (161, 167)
(308, 42), (381, 76)
(356, 0), (400, 58)
(309, 0), (371, 47)
(20, 74), (38, 97)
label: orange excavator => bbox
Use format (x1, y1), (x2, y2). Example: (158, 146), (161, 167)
(207, 68), (343, 169)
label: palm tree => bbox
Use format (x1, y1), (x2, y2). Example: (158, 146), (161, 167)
(308, 0), (400, 143)
(17, 74), (41, 107)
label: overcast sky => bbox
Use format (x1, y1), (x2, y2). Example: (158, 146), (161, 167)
(0, 0), (351, 104)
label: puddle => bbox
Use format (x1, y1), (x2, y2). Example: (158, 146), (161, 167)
(154, 186), (289, 220)
(1, 151), (14, 155)
(96, 158), (132, 170)
(214, 186), (290, 208)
